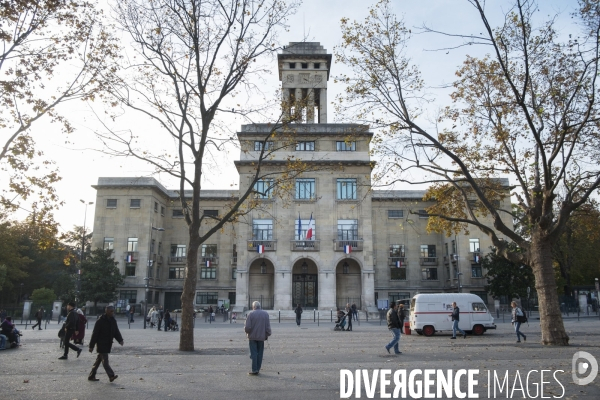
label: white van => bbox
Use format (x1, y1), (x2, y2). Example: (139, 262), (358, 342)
(409, 293), (496, 336)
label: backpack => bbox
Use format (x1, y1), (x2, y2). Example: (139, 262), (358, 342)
(516, 308), (528, 323)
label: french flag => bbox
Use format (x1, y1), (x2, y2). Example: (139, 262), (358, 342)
(126, 254), (133, 262)
(306, 213), (314, 240)
(474, 254), (480, 263)
(396, 260), (402, 268)
(206, 260), (211, 267)
(344, 244), (352, 254)
(257, 244), (264, 254)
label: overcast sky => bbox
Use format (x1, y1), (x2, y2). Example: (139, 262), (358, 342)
(18, 0), (576, 233)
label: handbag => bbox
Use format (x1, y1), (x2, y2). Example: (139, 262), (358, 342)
(58, 323), (66, 338)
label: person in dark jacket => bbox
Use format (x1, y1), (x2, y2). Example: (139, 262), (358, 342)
(294, 304), (303, 327)
(164, 309), (171, 332)
(73, 309), (88, 345)
(31, 307), (44, 330)
(157, 306), (164, 331)
(385, 303), (402, 354)
(397, 302), (406, 327)
(88, 305), (124, 382)
(351, 303), (358, 321)
(345, 303), (353, 331)
(59, 302), (81, 359)
(450, 302), (467, 339)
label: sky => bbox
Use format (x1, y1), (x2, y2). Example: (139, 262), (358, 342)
(9, 0), (577, 234)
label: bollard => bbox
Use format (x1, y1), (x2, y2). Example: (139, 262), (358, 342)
(357, 312), (360, 326)
(45, 320), (48, 330)
(330, 309), (333, 322)
(318, 312), (320, 327)
(278, 310), (280, 323)
(128, 317), (131, 329)
(366, 312), (368, 323)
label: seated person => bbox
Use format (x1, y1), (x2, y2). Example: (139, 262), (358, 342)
(0, 316), (21, 346)
(0, 333), (7, 350)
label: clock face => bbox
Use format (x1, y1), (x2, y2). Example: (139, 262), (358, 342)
(300, 73), (309, 83)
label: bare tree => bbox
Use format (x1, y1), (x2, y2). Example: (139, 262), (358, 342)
(335, 0), (600, 345)
(0, 0), (120, 216)
(105, 0), (305, 351)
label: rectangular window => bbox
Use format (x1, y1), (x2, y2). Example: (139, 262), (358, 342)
(203, 210), (218, 217)
(301, 62), (308, 69)
(289, 62), (296, 69)
(200, 267), (216, 279)
(422, 268), (438, 280)
(154, 202), (158, 212)
(295, 219), (316, 240)
(106, 199), (117, 208)
(469, 238), (480, 253)
(254, 179), (273, 199)
(170, 244), (186, 260)
(150, 239), (155, 255)
(168, 267), (185, 279)
(173, 209), (184, 217)
(337, 219), (358, 240)
(295, 141), (315, 151)
(336, 178), (357, 200)
(472, 264), (483, 278)
(196, 292), (218, 304)
(127, 238), (138, 252)
(232, 267), (237, 280)
(389, 244), (405, 257)
(388, 210), (404, 218)
(252, 219), (273, 240)
(420, 244), (436, 258)
(418, 210), (429, 218)
(295, 178), (316, 199)
(391, 267), (406, 280)
(336, 141), (356, 151)
(201, 244), (217, 258)
(254, 141), (273, 151)
(314, 63), (320, 69)
(161, 206), (165, 216)
(119, 290), (137, 303)
(103, 237), (114, 250)
(130, 199), (141, 208)
(125, 263), (136, 277)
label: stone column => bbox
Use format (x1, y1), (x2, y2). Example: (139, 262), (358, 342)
(234, 268), (249, 311)
(362, 270), (376, 309)
(282, 88), (291, 120)
(23, 300), (33, 320)
(274, 269), (292, 309)
(306, 89), (315, 123)
(319, 88), (327, 123)
(295, 88), (303, 122)
(319, 270), (336, 310)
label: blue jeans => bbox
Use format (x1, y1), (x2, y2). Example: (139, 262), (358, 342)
(452, 320), (465, 337)
(385, 328), (401, 353)
(0, 334), (6, 349)
(249, 340), (265, 373)
(514, 322), (526, 341)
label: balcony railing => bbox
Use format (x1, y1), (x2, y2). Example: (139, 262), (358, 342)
(291, 240), (320, 251)
(388, 257), (408, 267)
(169, 256), (187, 264)
(420, 257), (438, 266)
(200, 256), (219, 266)
(247, 240), (277, 252)
(124, 251), (138, 262)
(333, 239), (364, 252)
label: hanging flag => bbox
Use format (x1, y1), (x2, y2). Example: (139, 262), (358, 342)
(206, 260), (211, 267)
(126, 253), (132, 263)
(474, 254), (480, 263)
(344, 244), (352, 254)
(257, 244), (264, 254)
(306, 213), (314, 240)
(297, 213), (302, 240)
(396, 260), (402, 268)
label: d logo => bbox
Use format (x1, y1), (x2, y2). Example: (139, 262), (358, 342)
(572, 351), (598, 386)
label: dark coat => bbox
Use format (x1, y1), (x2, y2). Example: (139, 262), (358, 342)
(451, 307), (460, 321)
(73, 314), (88, 341)
(89, 314), (123, 354)
(397, 308), (406, 324)
(386, 308), (402, 329)
(65, 309), (79, 330)
(294, 306), (303, 316)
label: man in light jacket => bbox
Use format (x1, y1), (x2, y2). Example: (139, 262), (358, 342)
(244, 301), (271, 375)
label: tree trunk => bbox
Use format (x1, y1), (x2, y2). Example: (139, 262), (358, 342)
(179, 237), (200, 351)
(530, 235), (569, 345)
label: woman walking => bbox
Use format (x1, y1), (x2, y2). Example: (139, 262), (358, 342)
(511, 301), (527, 343)
(73, 309), (87, 345)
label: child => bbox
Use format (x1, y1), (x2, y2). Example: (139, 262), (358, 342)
(232, 312), (237, 323)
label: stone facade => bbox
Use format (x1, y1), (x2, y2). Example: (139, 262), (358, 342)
(90, 43), (511, 312)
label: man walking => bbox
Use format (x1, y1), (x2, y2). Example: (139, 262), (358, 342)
(294, 304), (303, 327)
(125, 303), (134, 323)
(385, 302), (402, 354)
(31, 307), (44, 330)
(450, 301), (467, 339)
(244, 301), (271, 375)
(58, 302), (82, 360)
(88, 306), (124, 382)
(157, 306), (164, 331)
(345, 303), (353, 331)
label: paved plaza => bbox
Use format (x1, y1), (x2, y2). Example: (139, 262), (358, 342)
(2, 316), (600, 399)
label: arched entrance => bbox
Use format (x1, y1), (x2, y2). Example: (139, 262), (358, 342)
(248, 258), (274, 309)
(336, 259), (362, 309)
(292, 259), (318, 308)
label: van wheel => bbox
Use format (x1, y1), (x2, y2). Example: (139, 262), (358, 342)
(472, 324), (485, 335)
(423, 325), (435, 336)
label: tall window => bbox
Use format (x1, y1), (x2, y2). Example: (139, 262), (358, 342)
(451, 240), (457, 254)
(472, 264), (483, 278)
(420, 245), (436, 258)
(151, 239), (155, 254)
(336, 141), (356, 151)
(337, 219), (358, 240)
(295, 219), (316, 240)
(169, 267), (185, 279)
(444, 243), (449, 256)
(254, 141), (273, 151)
(254, 179), (273, 199)
(389, 244), (405, 257)
(130, 199), (141, 208)
(154, 202), (158, 212)
(252, 219), (273, 240)
(296, 141), (315, 151)
(119, 290), (137, 303)
(336, 178), (357, 200)
(106, 199), (117, 208)
(201, 244), (217, 259)
(103, 237), (114, 250)
(201, 267), (216, 279)
(127, 238), (138, 252)
(125, 263), (136, 277)
(295, 178), (315, 199)
(170, 244), (186, 261)
(469, 238), (480, 253)
(391, 267), (406, 280)
(160, 206), (165, 215)
(422, 268), (438, 280)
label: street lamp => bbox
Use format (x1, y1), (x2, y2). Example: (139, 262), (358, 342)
(143, 277), (149, 329)
(457, 272), (463, 293)
(145, 226), (164, 329)
(78, 200), (94, 304)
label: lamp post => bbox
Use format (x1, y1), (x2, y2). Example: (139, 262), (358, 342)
(78, 200), (94, 303)
(145, 226), (164, 329)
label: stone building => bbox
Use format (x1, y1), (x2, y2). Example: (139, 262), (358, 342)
(90, 43), (511, 313)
